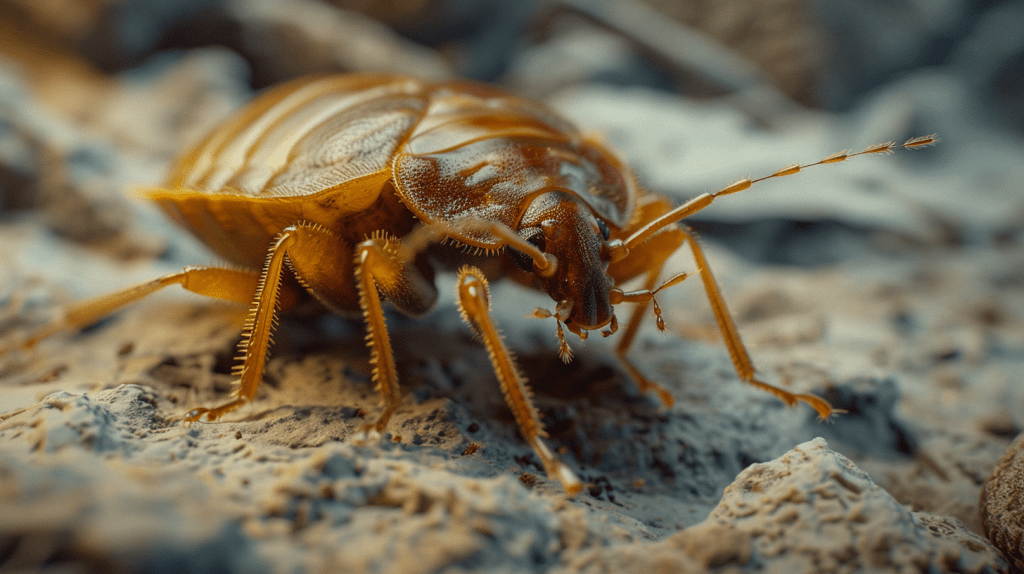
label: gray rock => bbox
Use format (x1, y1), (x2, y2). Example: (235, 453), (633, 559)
(556, 438), (1008, 573)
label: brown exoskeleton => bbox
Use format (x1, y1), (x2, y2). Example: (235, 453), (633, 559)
(0, 73), (937, 495)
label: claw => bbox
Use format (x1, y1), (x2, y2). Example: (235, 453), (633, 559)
(180, 407), (211, 425)
(179, 398), (245, 424)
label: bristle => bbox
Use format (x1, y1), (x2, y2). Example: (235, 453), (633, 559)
(558, 343), (572, 363)
(773, 164), (801, 177)
(820, 150), (850, 164)
(862, 141), (896, 155)
(720, 179), (752, 195)
(903, 134), (939, 148)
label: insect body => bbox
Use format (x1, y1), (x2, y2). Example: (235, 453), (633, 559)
(1, 74), (936, 496)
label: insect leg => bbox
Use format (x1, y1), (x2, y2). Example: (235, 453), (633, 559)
(351, 219), (540, 436)
(455, 265), (583, 496)
(400, 218), (557, 277)
(613, 265), (678, 408)
(354, 233), (439, 433)
(604, 195), (685, 406)
(678, 227), (833, 419)
(185, 231), (302, 422)
(0, 266), (275, 356)
(187, 222), (380, 424)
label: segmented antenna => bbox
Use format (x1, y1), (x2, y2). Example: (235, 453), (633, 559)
(718, 135), (940, 196)
(619, 135), (940, 253)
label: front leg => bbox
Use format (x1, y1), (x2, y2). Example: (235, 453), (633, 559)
(354, 233), (439, 433)
(455, 265), (583, 496)
(350, 217), (540, 435)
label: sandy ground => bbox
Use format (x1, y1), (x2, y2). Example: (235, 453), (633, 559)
(1, 3), (1023, 573)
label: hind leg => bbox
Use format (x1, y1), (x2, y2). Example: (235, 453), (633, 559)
(1, 266), (269, 356)
(184, 222), (355, 422)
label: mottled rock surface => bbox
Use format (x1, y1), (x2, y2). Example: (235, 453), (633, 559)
(556, 438), (1007, 573)
(982, 432), (1024, 572)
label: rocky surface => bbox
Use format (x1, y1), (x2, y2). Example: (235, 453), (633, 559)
(982, 431), (1024, 572)
(559, 438), (1005, 573)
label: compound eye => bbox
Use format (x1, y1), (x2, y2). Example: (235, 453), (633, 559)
(596, 218), (610, 241)
(526, 229), (546, 252)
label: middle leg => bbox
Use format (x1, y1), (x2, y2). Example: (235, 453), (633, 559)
(349, 216), (570, 434)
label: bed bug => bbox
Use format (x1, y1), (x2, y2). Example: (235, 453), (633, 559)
(0, 73), (937, 496)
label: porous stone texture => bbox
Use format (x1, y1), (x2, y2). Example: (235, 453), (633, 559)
(556, 438), (1006, 574)
(0, 387), (1008, 573)
(703, 438), (1003, 573)
(982, 432), (1024, 572)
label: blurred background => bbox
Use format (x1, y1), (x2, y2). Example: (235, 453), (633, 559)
(0, 0), (1021, 266)
(3, 0), (1023, 110)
